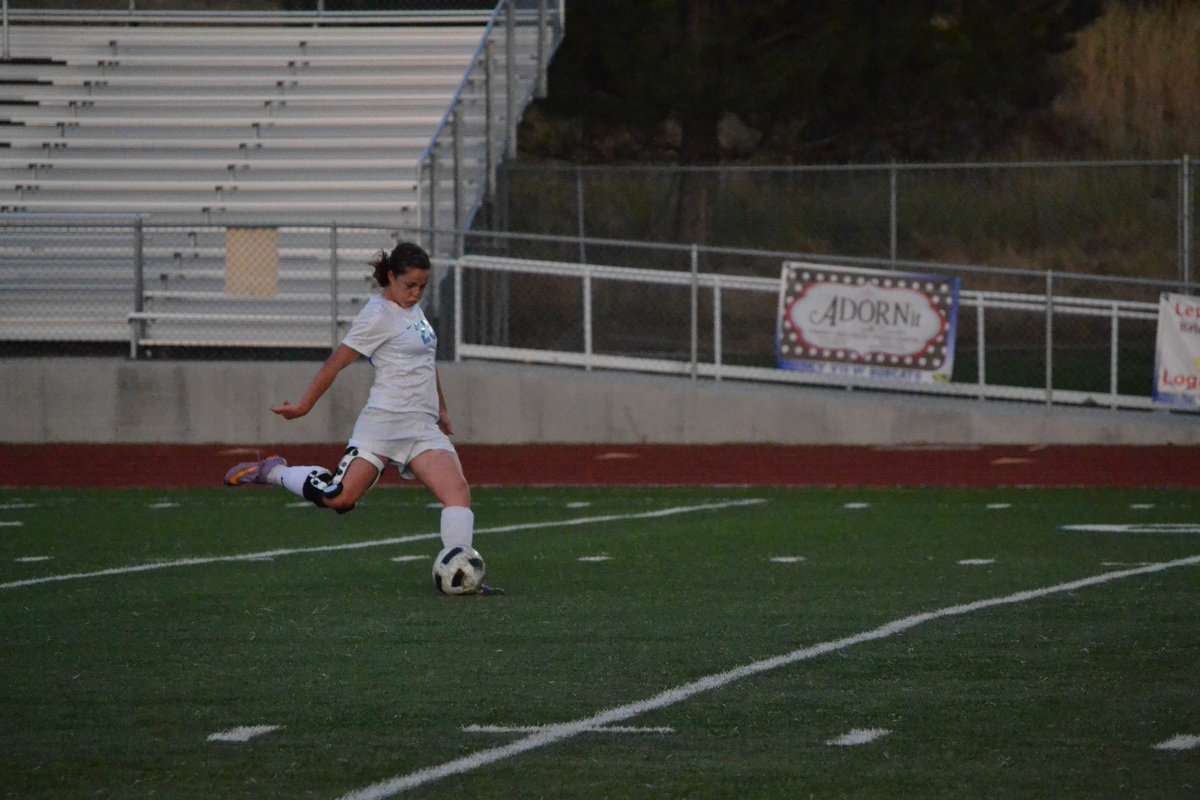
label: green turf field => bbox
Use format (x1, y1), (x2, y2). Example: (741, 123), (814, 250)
(1, 487), (1197, 799)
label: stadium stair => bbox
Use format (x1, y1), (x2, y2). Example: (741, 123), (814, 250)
(0, 21), (539, 227)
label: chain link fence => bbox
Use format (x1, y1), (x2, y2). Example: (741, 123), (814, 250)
(2, 158), (1198, 410)
(470, 158), (1195, 410)
(1, 217), (405, 358)
(452, 231), (1176, 409)
(498, 159), (1196, 284)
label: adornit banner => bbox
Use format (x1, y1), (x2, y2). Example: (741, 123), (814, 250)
(777, 262), (959, 385)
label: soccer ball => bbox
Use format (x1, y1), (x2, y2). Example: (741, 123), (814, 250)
(432, 545), (486, 595)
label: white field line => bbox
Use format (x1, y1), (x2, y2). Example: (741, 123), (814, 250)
(463, 724), (674, 735)
(207, 725), (283, 743)
(334, 553), (1200, 800)
(826, 728), (890, 746)
(1153, 734), (1200, 751)
(0, 499), (766, 590)
(1059, 523), (1200, 533)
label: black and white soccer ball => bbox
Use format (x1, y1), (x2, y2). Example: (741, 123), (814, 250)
(432, 545), (486, 595)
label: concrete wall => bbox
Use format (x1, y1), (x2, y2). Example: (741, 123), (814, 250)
(2, 358), (1198, 445)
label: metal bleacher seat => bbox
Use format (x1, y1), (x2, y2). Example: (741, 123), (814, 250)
(0, 9), (557, 351)
(0, 22), (495, 226)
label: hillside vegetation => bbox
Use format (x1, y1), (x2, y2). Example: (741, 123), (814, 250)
(1049, 0), (1200, 158)
(520, 1), (1200, 164)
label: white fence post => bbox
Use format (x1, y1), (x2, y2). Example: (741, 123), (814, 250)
(454, 258), (463, 363)
(1044, 271), (1054, 406)
(582, 260), (593, 371)
(329, 224), (339, 351)
(975, 297), (986, 398)
(690, 243), (699, 381)
(130, 218), (144, 359)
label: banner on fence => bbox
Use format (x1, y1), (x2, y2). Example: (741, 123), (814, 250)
(776, 262), (959, 384)
(1153, 292), (1200, 409)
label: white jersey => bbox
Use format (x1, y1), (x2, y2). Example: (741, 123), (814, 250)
(341, 295), (438, 416)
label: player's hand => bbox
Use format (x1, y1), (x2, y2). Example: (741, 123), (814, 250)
(271, 401), (308, 420)
(438, 411), (454, 436)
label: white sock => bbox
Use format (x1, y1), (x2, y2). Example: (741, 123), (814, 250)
(440, 506), (474, 550)
(275, 465), (324, 498)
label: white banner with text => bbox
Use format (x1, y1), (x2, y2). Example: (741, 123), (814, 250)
(1153, 292), (1200, 409)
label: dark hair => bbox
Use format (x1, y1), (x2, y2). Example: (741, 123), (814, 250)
(370, 242), (431, 287)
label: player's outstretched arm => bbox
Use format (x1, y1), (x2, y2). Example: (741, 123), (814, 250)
(272, 344), (362, 420)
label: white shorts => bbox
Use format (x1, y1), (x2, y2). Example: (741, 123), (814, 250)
(348, 407), (456, 480)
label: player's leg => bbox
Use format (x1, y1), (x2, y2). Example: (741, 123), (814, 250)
(409, 447), (503, 595)
(316, 451), (383, 513)
(408, 447), (472, 544)
(262, 446), (384, 513)
(224, 455), (326, 495)
(301, 446), (384, 513)
(409, 448), (470, 507)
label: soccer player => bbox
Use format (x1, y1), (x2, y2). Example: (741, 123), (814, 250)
(223, 241), (502, 595)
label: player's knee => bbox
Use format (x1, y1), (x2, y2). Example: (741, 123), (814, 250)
(446, 479), (470, 508)
(446, 465), (471, 505)
(301, 447), (383, 512)
(302, 469), (343, 509)
(325, 494), (356, 513)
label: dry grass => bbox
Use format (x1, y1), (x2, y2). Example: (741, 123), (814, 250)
(1055, 0), (1200, 157)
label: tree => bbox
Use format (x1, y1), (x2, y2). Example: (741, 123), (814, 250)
(532, 0), (1103, 163)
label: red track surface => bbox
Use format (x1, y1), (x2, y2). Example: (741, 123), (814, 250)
(3, 444), (1198, 489)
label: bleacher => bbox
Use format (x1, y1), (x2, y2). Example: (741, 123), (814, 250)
(0, 21), (522, 226)
(0, 7), (559, 353)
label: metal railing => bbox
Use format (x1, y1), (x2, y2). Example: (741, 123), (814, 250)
(417, 0), (563, 264)
(3, 217), (1193, 412)
(0, 216), (399, 355)
(449, 234), (1190, 412)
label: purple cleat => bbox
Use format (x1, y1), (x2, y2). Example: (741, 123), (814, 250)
(223, 455), (287, 486)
